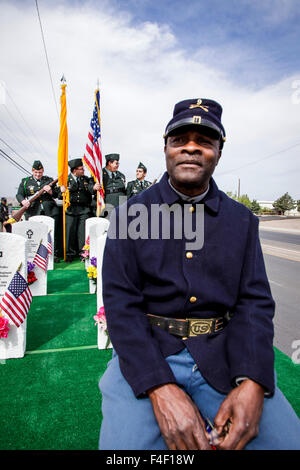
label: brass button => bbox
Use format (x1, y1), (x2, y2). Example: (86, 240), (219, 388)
(189, 296), (197, 303)
(189, 206), (195, 213)
(186, 252), (193, 259)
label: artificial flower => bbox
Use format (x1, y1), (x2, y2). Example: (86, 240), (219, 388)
(0, 316), (10, 338)
(90, 256), (97, 267)
(93, 307), (110, 349)
(87, 266), (97, 279)
(27, 271), (38, 285)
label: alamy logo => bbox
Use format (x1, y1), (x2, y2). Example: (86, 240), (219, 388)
(291, 340), (300, 364)
(107, 200), (205, 250)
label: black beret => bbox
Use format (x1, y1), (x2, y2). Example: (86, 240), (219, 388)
(68, 158), (83, 169)
(32, 160), (43, 170)
(164, 98), (226, 143)
(137, 162), (147, 172)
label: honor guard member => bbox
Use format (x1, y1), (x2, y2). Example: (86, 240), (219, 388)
(99, 98), (300, 450)
(61, 158), (99, 262)
(102, 154), (126, 216)
(0, 197), (11, 232)
(126, 162), (152, 199)
(16, 160), (60, 261)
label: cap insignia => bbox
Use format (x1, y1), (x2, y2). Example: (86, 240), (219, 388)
(189, 99), (209, 112)
(192, 116), (201, 124)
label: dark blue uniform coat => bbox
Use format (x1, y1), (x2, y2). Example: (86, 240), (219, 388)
(102, 172), (275, 398)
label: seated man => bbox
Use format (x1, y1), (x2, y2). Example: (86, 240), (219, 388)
(99, 98), (300, 450)
(126, 162), (152, 198)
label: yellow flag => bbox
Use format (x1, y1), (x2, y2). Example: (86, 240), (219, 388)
(57, 83), (70, 208)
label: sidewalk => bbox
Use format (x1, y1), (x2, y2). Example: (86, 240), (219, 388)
(259, 218), (300, 234)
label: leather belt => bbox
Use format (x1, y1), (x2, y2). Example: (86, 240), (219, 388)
(147, 314), (229, 338)
(105, 188), (126, 195)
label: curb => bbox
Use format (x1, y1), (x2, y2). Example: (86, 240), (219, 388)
(259, 226), (300, 235)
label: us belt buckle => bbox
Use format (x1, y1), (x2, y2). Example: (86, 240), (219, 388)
(187, 319), (214, 337)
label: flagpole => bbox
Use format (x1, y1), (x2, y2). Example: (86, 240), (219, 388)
(96, 78), (100, 218)
(63, 192), (66, 259)
(57, 75), (68, 261)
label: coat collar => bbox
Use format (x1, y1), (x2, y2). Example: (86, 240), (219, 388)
(158, 171), (220, 214)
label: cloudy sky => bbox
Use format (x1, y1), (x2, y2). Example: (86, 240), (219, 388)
(1, 0), (300, 201)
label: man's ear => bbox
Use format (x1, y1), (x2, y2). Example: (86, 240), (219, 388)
(216, 150), (222, 166)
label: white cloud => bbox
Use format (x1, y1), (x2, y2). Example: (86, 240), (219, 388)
(0, 0), (299, 202)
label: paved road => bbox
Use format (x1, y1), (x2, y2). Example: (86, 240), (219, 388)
(263, 254), (300, 358)
(258, 228), (300, 358)
(259, 229), (300, 246)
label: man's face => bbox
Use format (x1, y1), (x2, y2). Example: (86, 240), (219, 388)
(164, 127), (221, 193)
(73, 165), (85, 177)
(32, 168), (44, 180)
(136, 168), (145, 181)
(107, 160), (119, 172)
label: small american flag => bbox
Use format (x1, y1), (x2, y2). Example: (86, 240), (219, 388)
(33, 243), (48, 271)
(0, 271), (32, 327)
(83, 89), (104, 212)
(47, 232), (53, 255)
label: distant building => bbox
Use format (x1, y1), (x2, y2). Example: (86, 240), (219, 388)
(257, 200), (299, 216)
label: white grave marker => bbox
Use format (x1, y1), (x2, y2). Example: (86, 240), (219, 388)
(87, 219), (110, 294)
(12, 221), (48, 296)
(0, 233), (28, 359)
(29, 215), (55, 270)
(84, 217), (109, 269)
(96, 232), (112, 349)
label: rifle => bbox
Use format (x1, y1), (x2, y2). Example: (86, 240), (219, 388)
(151, 172), (162, 186)
(4, 178), (59, 225)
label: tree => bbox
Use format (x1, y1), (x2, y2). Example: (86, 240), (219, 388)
(273, 192), (296, 215)
(237, 194), (252, 209)
(297, 200), (300, 212)
(250, 199), (261, 214)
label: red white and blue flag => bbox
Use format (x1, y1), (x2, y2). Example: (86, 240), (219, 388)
(0, 271), (32, 327)
(83, 88), (104, 213)
(33, 243), (48, 271)
(47, 232), (53, 255)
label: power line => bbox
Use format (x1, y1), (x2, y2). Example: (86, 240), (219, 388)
(2, 104), (38, 156)
(0, 136), (32, 169)
(0, 148), (31, 175)
(5, 86), (53, 161)
(35, 0), (59, 120)
(217, 141), (300, 176)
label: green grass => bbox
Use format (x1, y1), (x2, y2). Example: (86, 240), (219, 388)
(0, 261), (299, 450)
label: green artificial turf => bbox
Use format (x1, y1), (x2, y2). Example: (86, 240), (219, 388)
(0, 348), (112, 450)
(274, 347), (300, 416)
(26, 293), (98, 351)
(0, 263), (299, 450)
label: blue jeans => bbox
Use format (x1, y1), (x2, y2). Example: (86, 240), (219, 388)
(99, 348), (300, 450)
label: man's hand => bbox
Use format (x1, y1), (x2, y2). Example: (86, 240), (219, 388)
(148, 383), (211, 450)
(43, 184), (52, 194)
(214, 379), (265, 450)
(21, 199), (30, 208)
(93, 183), (101, 191)
(60, 185), (66, 193)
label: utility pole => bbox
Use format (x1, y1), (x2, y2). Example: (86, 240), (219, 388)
(237, 178), (240, 198)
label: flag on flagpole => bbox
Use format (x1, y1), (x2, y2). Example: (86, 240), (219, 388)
(0, 271), (32, 327)
(57, 78), (69, 260)
(47, 232), (53, 255)
(57, 82), (69, 193)
(33, 243), (49, 271)
(83, 88), (104, 214)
